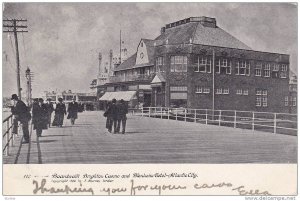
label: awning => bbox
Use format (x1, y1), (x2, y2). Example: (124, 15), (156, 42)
(99, 91), (137, 101)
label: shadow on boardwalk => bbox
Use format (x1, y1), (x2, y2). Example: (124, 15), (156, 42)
(3, 111), (297, 164)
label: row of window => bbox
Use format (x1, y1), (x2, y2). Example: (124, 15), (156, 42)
(156, 56), (288, 78)
(285, 96), (297, 106)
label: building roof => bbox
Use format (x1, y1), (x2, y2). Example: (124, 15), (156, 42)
(155, 17), (251, 50)
(114, 53), (137, 71)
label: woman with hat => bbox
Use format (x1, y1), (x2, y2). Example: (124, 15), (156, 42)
(52, 97), (66, 127)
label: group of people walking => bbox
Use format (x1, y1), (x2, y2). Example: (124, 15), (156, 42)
(10, 93), (129, 144)
(10, 94), (80, 143)
(104, 98), (128, 134)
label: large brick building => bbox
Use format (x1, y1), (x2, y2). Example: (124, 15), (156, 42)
(98, 16), (290, 113)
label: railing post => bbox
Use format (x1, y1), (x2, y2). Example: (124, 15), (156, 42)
(149, 107), (151, 117)
(8, 118), (13, 147)
(155, 107), (157, 115)
(205, 109), (208, 125)
(11, 116), (14, 146)
(176, 108), (178, 121)
(161, 107), (163, 119)
(6, 121), (9, 156)
(194, 110), (197, 123)
(218, 110), (221, 126)
(141, 107), (144, 117)
(167, 108), (170, 120)
(185, 109), (187, 122)
(274, 113), (277, 134)
(234, 110), (237, 128)
(252, 112), (255, 131)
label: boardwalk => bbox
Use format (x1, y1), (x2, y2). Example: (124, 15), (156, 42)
(3, 111), (297, 164)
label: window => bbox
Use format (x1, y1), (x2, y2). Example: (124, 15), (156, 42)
(195, 56), (212, 73)
(236, 89), (243, 95)
(273, 64), (280, 71)
(171, 56), (187, 72)
(203, 87), (210, 94)
(256, 89), (267, 107)
(243, 90), (248, 95)
(255, 63), (262, 76)
(292, 97), (296, 106)
(170, 86), (187, 91)
(155, 57), (164, 72)
(285, 96), (289, 106)
(195, 86), (202, 93)
(256, 97), (262, 106)
(223, 88), (229, 94)
(236, 61), (250, 76)
(280, 64), (288, 78)
(264, 64), (271, 77)
(216, 58), (231, 74)
(216, 88), (222, 94)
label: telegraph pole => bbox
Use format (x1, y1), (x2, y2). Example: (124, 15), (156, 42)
(3, 19), (28, 100)
(25, 67), (33, 106)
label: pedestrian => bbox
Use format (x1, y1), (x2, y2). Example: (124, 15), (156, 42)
(32, 98), (48, 137)
(116, 99), (128, 134)
(107, 98), (118, 134)
(45, 98), (54, 127)
(53, 98), (66, 127)
(104, 101), (112, 132)
(67, 97), (79, 125)
(10, 94), (31, 143)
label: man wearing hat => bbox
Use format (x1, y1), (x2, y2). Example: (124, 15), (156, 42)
(45, 98), (54, 127)
(116, 99), (128, 134)
(11, 94), (31, 143)
(53, 97), (66, 127)
(32, 98), (48, 137)
(67, 97), (79, 125)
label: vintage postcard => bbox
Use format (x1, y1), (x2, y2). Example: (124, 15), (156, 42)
(2, 2), (297, 199)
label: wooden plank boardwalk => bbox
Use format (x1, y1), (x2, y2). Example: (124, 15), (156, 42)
(3, 111), (297, 164)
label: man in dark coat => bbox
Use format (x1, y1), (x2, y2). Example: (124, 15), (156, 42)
(104, 101), (112, 132)
(53, 98), (66, 127)
(116, 99), (128, 134)
(45, 98), (54, 127)
(67, 98), (79, 125)
(107, 98), (118, 134)
(11, 94), (31, 143)
(32, 98), (48, 137)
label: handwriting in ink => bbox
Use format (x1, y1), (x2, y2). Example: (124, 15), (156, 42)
(130, 179), (187, 195)
(232, 185), (271, 196)
(32, 179), (94, 195)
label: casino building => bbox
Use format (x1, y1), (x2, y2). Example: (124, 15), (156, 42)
(98, 16), (290, 113)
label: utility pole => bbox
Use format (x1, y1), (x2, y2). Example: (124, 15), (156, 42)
(98, 52), (102, 77)
(25, 67), (33, 107)
(119, 29), (122, 63)
(3, 19), (28, 100)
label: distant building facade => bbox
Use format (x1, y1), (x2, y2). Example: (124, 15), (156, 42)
(95, 16), (291, 113)
(44, 90), (97, 110)
(288, 74), (297, 114)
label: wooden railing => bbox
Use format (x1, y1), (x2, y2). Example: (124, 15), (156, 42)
(128, 107), (297, 136)
(2, 114), (18, 156)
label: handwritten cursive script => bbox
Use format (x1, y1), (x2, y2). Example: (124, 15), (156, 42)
(32, 179), (94, 195)
(130, 179), (187, 195)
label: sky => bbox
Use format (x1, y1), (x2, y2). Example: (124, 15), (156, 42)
(2, 2), (298, 98)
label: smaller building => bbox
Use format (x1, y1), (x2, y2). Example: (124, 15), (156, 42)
(44, 90), (97, 111)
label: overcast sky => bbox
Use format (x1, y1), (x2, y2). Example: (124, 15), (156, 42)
(2, 3), (297, 98)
